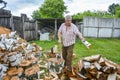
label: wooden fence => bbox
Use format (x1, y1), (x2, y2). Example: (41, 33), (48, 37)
(0, 9), (12, 29)
(0, 9), (38, 41)
(23, 20), (38, 41)
(1, 9), (120, 40)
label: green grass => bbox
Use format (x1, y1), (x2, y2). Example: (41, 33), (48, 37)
(30, 38), (120, 65)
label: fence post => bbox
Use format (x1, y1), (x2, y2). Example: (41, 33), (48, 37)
(97, 17), (99, 38)
(10, 15), (14, 31)
(111, 18), (115, 38)
(54, 19), (57, 39)
(35, 20), (38, 40)
(21, 14), (27, 39)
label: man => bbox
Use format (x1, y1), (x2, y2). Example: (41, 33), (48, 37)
(58, 15), (86, 71)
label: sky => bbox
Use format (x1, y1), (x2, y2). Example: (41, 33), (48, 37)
(3, 0), (120, 18)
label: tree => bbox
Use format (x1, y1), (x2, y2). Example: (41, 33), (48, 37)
(32, 0), (67, 19)
(115, 6), (120, 18)
(72, 10), (113, 19)
(108, 3), (119, 15)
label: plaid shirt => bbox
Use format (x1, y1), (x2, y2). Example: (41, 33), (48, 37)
(58, 23), (81, 47)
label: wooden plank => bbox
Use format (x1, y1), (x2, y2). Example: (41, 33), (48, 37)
(0, 15), (11, 18)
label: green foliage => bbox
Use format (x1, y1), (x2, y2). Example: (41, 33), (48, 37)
(72, 10), (114, 19)
(73, 3), (120, 19)
(115, 6), (120, 18)
(108, 3), (120, 15)
(32, 0), (67, 19)
(32, 2), (120, 19)
(30, 38), (120, 65)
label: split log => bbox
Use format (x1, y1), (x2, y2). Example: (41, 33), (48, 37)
(3, 75), (10, 80)
(83, 54), (101, 62)
(98, 56), (106, 66)
(25, 65), (40, 76)
(47, 58), (64, 74)
(11, 76), (19, 80)
(107, 73), (117, 80)
(19, 58), (37, 67)
(37, 70), (45, 79)
(50, 72), (59, 80)
(116, 74), (120, 80)
(19, 60), (31, 67)
(94, 62), (101, 70)
(7, 67), (23, 76)
(78, 60), (84, 71)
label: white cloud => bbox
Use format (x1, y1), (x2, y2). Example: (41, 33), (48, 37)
(4, 0), (43, 18)
(65, 0), (120, 15)
(11, 4), (40, 18)
(3, 0), (120, 18)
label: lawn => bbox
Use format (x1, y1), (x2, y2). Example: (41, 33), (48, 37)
(30, 38), (120, 65)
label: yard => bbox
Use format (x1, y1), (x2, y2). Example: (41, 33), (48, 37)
(31, 38), (120, 65)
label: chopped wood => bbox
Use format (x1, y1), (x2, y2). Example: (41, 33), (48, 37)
(7, 67), (23, 76)
(70, 77), (78, 80)
(97, 71), (103, 79)
(19, 60), (31, 67)
(3, 75), (10, 80)
(77, 72), (87, 79)
(98, 56), (106, 66)
(83, 60), (91, 70)
(72, 53), (76, 59)
(105, 58), (119, 69)
(78, 60), (84, 71)
(1, 29), (120, 80)
(47, 58), (64, 65)
(77, 55), (120, 80)
(25, 65), (40, 76)
(39, 64), (47, 69)
(94, 62), (101, 70)
(50, 72), (58, 80)
(60, 72), (70, 80)
(44, 76), (53, 80)
(89, 64), (97, 72)
(37, 70), (45, 79)
(116, 74), (120, 80)
(83, 54), (101, 62)
(107, 73), (117, 80)
(0, 30), (42, 79)
(11, 76), (19, 80)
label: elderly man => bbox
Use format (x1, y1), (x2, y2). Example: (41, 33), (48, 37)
(58, 15), (86, 71)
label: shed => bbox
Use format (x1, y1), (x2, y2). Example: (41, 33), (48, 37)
(36, 18), (82, 39)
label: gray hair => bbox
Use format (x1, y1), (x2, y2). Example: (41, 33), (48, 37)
(65, 15), (72, 20)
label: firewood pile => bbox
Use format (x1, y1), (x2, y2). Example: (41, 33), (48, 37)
(77, 55), (120, 80)
(0, 29), (42, 80)
(42, 54), (120, 80)
(0, 27), (120, 80)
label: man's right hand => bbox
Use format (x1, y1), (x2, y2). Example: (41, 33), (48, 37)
(58, 39), (62, 44)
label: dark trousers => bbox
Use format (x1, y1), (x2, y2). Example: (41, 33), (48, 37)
(62, 44), (74, 70)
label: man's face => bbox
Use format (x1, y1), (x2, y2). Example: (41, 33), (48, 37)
(65, 19), (71, 26)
